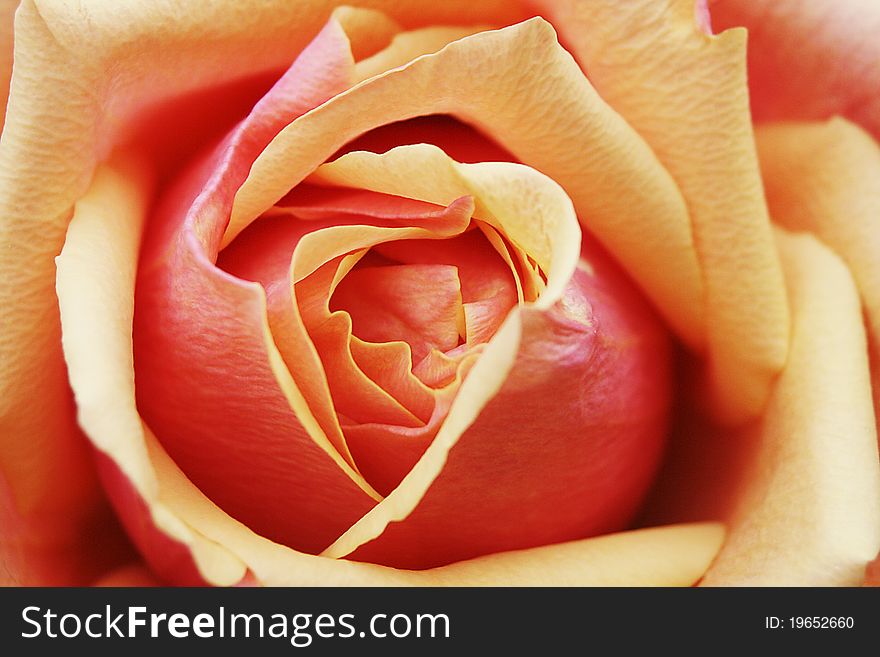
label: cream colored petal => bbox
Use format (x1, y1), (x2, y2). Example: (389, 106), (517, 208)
(231, 18), (705, 349)
(310, 144), (581, 308)
(755, 118), (880, 415)
(0, 0), (525, 550)
(534, 0), (789, 422)
(56, 154), (246, 586)
(426, 523), (724, 586)
(353, 25), (489, 83)
(702, 229), (880, 586)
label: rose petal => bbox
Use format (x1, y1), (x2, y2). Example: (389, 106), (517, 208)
(531, 0), (789, 422)
(297, 257), (430, 427)
(865, 554), (880, 586)
(332, 264), (465, 361)
(701, 229), (880, 585)
(426, 522), (724, 586)
(232, 18), (705, 350)
(0, 0), (524, 582)
(373, 229), (518, 345)
(710, 0), (880, 140)
(134, 20), (386, 554)
(754, 118), (880, 419)
(0, 0), (16, 131)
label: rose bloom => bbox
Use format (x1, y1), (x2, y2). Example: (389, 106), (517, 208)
(1, 0), (879, 587)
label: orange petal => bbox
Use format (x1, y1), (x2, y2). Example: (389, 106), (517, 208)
(297, 257), (428, 427)
(702, 229), (880, 585)
(865, 554), (880, 586)
(374, 228), (518, 345)
(711, 0), (880, 140)
(219, 189), (475, 432)
(532, 0), (789, 422)
(0, 467), (135, 586)
(333, 264), (465, 361)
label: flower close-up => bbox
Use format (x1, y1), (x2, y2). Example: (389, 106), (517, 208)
(2, 0), (879, 588)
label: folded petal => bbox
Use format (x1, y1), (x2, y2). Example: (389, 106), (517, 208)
(711, 0), (880, 140)
(532, 0), (789, 422)
(754, 118), (880, 418)
(701, 230), (880, 585)
(232, 18), (705, 351)
(134, 21), (388, 554)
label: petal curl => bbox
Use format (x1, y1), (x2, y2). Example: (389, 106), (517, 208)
(711, 0), (880, 140)
(701, 230), (880, 585)
(531, 0), (789, 422)
(232, 18), (705, 350)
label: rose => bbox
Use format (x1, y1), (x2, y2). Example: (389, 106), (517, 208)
(1, 0), (878, 587)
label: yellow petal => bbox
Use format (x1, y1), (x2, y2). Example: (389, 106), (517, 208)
(755, 118), (880, 416)
(56, 153), (247, 586)
(533, 0), (789, 422)
(426, 522), (724, 586)
(310, 144), (581, 308)
(702, 229), (880, 585)
(0, 0), (525, 547)
(232, 18), (705, 349)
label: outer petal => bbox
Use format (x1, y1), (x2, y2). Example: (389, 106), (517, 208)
(58, 155), (722, 586)
(701, 230), (880, 585)
(232, 18), (705, 350)
(531, 0), (789, 422)
(0, 0), (525, 584)
(754, 118), (880, 417)
(711, 0), (880, 140)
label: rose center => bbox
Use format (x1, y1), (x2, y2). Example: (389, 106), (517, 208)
(326, 227), (519, 387)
